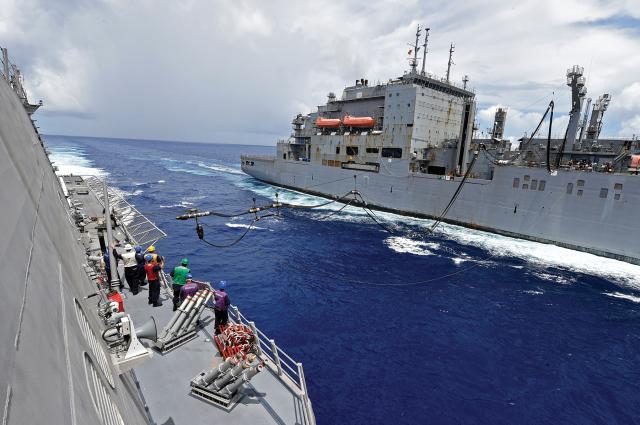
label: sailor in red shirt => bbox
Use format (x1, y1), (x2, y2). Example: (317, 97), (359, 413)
(144, 255), (164, 307)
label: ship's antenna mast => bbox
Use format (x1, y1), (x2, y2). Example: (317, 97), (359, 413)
(446, 43), (455, 83)
(409, 25), (421, 74)
(462, 75), (469, 90)
(420, 27), (430, 75)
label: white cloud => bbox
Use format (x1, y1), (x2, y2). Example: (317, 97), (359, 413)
(0, 0), (638, 143)
(620, 115), (640, 136)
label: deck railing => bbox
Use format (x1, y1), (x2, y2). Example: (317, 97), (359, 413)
(83, 176), (167, 246)
(228, 305), (316, 425)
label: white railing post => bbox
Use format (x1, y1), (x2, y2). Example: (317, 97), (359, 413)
(297, 362), (315, 425)
(249, 321), (262, 356)
(270, 339), (282, 376)
(234, 306), (241, 324)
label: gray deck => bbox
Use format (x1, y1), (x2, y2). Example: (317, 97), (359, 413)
(65, 176), (309, 425)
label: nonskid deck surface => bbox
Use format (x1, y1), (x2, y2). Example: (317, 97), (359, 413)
(65, 176), (306, 425)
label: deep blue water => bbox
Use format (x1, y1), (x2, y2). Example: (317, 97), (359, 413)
(46, 135), (640, 424)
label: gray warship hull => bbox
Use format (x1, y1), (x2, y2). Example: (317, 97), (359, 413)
(0, 48), (314, 424)
(242, 157), (640, 264)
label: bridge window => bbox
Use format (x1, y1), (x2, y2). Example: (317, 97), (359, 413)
(577, 179), (585, 187)
(577, 189), (583, 196)
(522, 184), (529, 190)
(366, 148), (379, 154)
(381, 148), (402, 158)
(566, 183), (573, 194)
(531, 180), (538, 191)
(524, 175), (530, 181)
(512, 178), (520, 188)
(346, 146), (359, 155)
(599, 188), (608, 198)
(614, 194), (621, 200)
(538, 180), (546, 191)
(614, 183), (623, 190)
(336, 146), (340, 154)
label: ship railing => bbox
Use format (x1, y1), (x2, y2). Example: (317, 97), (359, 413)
(241, 154), (276, 161)
(228, 305), (316, 425)
(82, 176), (167, 247)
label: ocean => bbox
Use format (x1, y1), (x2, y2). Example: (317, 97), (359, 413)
(45, 134), (640, 424)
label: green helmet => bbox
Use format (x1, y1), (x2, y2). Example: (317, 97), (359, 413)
(181, 258), (189, 266)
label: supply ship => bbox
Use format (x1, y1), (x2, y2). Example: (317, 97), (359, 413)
(241, 27), (640, 265)
(0, 48), (315, 424)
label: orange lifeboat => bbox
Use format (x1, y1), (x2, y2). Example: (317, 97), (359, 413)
(315, 117), (341, 129)
(342, 115), (375, 128)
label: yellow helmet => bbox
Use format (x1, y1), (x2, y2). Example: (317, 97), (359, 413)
(147, 245), (155, 253)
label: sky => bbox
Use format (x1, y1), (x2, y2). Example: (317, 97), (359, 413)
(1, 0), (639, 145)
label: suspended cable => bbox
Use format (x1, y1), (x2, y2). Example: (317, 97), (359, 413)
(427, 148), (481, 234)
(197, 218), (259, 248)
(315, 197), (355, 221)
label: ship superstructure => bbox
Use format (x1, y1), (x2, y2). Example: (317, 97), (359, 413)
(241, 28), (640, 264)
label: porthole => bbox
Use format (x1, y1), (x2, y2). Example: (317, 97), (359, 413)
(83, 353), (125, 425)
(74, 299), (115, 387)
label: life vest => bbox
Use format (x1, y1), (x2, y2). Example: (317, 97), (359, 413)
(145, 262), (159, 281)
(172, 266), (190, 285)
(214, 290), (229, 311)
(180, 282), (198, 299)
(121, 251), (137, 268)
(145, 253), (158, 263)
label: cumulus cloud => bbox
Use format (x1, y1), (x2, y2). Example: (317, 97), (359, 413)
(0, 0), (638, 143)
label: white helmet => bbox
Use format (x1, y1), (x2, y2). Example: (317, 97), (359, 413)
(124, 243), (132, 251)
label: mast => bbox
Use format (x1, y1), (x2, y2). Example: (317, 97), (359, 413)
(420, 28), (430, 75)
(462, 75), (469, 90)
(576, 97), (592, 149)
(409, 25), (421, 74)
(565, 65), (587, 151)
(446, 43), (455, 83)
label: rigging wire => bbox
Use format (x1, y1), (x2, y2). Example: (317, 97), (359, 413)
(315, 197), (355, 221)
(198, 218), (258, 248)
(427, 149), (480, 234)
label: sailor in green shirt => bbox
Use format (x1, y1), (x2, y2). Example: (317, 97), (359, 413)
(169, 258), (190, 311)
